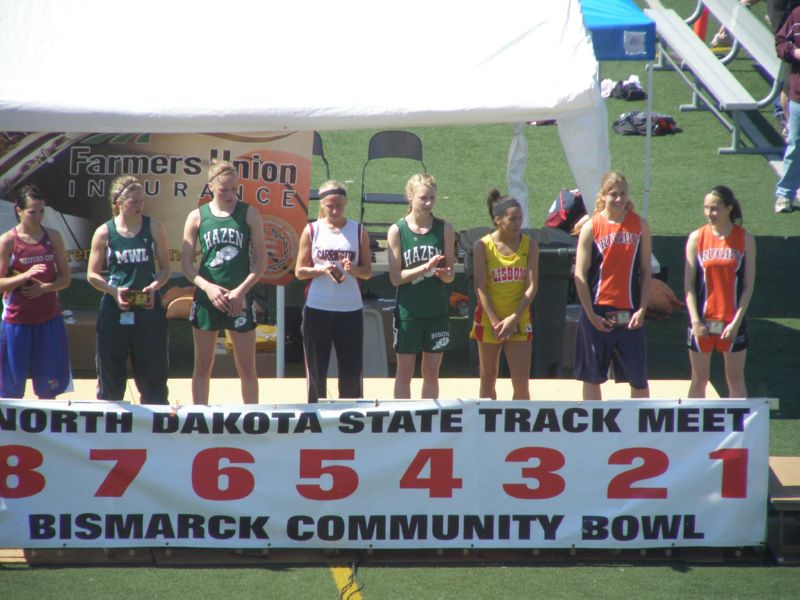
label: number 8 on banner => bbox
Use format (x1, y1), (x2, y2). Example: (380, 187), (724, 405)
(0, 445), (45, 498)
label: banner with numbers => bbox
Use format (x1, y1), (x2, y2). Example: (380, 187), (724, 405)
(0, 398), (769, 549)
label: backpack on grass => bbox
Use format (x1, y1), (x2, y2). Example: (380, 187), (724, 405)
(612, 111), (680, 136)
(545, 188), (586, 233)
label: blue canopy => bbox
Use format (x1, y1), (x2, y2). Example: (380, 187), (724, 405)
(581, 0), (656, 61)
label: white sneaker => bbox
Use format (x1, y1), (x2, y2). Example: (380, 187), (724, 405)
(710, 31), (733, 49)
(774, 197), (793, 213)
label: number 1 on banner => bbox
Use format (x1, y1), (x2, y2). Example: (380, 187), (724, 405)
(399, 448), (463, 498)
(90, 449), (147, 497)
(709, 448), (748, 498)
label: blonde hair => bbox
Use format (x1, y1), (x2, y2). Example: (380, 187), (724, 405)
(108, 176), (143, 216)
(208, 159), (238, 182)
(594, 170), (634, 214)
(317, 180), (347, 219)
(404, 173), (437, 214)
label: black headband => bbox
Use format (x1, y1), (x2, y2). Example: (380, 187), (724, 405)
(114, 182), (140, 201)
(319, 188), (347, 199)
(492, 197), (521, 217)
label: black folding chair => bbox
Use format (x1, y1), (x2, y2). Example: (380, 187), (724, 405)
(308, 131), (331, 203)
(359, 130), (426, 238)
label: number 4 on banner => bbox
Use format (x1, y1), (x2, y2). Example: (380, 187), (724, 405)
(399, 448), (463, 498)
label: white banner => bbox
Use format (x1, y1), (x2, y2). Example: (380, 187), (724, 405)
(0, 399), (769, 549)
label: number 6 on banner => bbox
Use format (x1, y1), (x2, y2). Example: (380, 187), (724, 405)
(192, 447), (255, 500)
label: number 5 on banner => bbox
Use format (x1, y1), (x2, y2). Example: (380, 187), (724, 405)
(297, 449), (358, 500)
(90, 449), (147, 497)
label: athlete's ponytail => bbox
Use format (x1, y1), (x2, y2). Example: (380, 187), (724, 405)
(708, 185), (743, 224)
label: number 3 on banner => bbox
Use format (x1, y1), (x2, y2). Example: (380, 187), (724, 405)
(503, 447), (566, 499)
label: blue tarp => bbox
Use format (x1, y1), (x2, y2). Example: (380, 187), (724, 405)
(581, 0), (656, 61)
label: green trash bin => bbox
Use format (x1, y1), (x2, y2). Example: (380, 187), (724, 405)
(531, 246), (573, 377)
(459, 227), (575, 379)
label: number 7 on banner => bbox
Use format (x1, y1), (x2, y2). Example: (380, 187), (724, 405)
(90, 449), (147, 497)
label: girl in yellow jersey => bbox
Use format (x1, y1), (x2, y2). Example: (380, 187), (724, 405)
(470, 190), (539, 399)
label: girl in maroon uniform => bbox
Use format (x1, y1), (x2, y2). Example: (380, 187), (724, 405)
(0, 185), (72, 398)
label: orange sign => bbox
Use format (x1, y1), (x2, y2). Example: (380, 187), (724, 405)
(0, 131), (312, 286)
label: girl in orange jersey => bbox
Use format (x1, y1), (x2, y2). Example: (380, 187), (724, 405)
(684, 186), (755, 398)
(470, 190), (539, 400)
(574, 171), (652, 401)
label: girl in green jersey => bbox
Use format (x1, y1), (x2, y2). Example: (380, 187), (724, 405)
(387, 174), (455, 399)
(181, 160), (267, 405)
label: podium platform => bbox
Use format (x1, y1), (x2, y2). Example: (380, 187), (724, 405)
(38, 378), (715, 405)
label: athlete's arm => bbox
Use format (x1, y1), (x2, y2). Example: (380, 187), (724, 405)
(141, 219), (171, 308)
(294, 225), (338, 282)
(344, 224), (373, 280)
(629, 217), (652, 329)
(473, 239), (501, 329)
(574, 219), (611, 332)
(722, 231), (756, 341)
(387, 223), (443, 287)
(20, 228), (71, 298)
(0, 231), (42, 293)
(434, 221), (456, 284)
(225, 205), (267, 315)
(87, 223), (130, 309)
(683, 230), (707, 338)
(181, 208), (230, 313)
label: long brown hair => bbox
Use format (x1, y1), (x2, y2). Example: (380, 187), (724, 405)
(14, 184), (46, 222)
(594, 170), (634, 214)
(707, 185), (743, 225)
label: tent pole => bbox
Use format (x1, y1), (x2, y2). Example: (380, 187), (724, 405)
(644, 61), (654, 218)
(507, 123), (530, 228)
(276, 284), (285, 377)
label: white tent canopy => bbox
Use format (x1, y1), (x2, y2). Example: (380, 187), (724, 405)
(0, 0), (609, 209)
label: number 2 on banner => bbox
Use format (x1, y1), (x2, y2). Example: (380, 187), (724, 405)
(400, 448), (463, 498)
(90, 449), (147, 497)
(607, 447), (668, 499)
